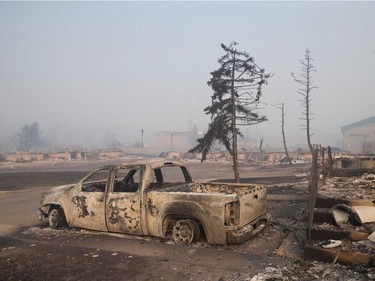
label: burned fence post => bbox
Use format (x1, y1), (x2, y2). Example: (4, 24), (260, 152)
(327, 146), (333, 178)
(321, 146), (326, 185)
(307, 148), (319, 241)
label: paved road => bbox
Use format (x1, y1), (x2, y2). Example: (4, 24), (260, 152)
(0, 187), (49, 235)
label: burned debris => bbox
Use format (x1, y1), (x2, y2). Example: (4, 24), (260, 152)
(304, 148), (375, 268)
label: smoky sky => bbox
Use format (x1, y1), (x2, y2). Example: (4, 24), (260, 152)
(0, 2), (374, 149)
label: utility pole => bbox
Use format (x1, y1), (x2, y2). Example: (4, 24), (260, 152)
(141, 129), (144, 157)
(170, 133), (174, 152)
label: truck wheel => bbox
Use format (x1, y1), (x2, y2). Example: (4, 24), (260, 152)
(49, 208), (67, 229)
(172, 219), (200, 245)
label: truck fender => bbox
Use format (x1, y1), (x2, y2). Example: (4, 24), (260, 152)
(39, 203), (62, 216)
(161, 201), (214, 241)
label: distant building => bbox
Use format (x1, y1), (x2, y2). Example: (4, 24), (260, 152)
(48, 152), (72, 161)
(0, 152), (44, 162)
(155, 131), (203, 152)
(98, 150), (124, 159)
(341, 116), (375, 154)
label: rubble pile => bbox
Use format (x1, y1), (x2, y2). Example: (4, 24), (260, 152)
(320, 173), (375, 200)
(305, 173), (375, 269)
(250, 261), (372, 281)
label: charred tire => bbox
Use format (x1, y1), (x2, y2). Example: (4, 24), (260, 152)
(48, 208), (67, 229)
(172, 219), (200, 245)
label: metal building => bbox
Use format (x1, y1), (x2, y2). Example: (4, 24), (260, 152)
(341, 116), (375, 154)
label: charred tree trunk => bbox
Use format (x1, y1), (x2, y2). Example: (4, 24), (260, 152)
(272, 103), (292, 164)
(231, 55), (240, 183)
(304, 50), (314, 155)
(280, 103), (292, 165)
(292, 49), (317, 157)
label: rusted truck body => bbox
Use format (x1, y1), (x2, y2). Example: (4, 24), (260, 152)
(39, 160), (268, 245)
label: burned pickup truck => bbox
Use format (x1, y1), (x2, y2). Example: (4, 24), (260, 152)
(39, 160), (268, 245)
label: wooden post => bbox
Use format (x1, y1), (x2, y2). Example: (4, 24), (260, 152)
(321, 146), (326, 185)
(308, 148), (319, 241)
(327, 146), (333, 178)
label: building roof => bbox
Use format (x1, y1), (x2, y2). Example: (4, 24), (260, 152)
(156, 131), (195, 137)
(341, 116), (375, 133)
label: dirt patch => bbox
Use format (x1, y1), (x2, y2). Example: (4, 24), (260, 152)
(1, 212), (371, 281)
(0, 234), (158, 281)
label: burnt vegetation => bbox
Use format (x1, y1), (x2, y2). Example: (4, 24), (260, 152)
(291, 49), (318, 155)
(190, 42), (272, 182)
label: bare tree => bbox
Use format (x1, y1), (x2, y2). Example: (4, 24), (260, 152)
(13, 122), (42, 152)
(190, 42), (271, 182)
(273, 103), (292, 164)
(291, 49), (317, 155)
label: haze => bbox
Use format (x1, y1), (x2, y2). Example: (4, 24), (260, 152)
(1, 2), (374, 150)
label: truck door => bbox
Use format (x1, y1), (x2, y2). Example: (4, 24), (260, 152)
(105, 166), (142, 235)
(70, 168), (109, 231)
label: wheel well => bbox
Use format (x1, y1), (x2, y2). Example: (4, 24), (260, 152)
(163, 215), (205, 239)
(41, 204), (63, 216)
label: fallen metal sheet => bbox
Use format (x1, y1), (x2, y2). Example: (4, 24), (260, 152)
(332, 204), (354, 228)
(332, 204), (375, 227)
(369, 231), (375, 243)
(351, 206), (375, 223)
(304, 246), (375, 266)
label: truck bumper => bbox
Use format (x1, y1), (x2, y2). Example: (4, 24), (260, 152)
(38, 207), (49, 222)
(38, 208), (46, 222)
(226, 213), (269, 244)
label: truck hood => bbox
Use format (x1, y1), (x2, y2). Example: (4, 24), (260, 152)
(41, 183), (75, 202)
(46, 183), (75, 194)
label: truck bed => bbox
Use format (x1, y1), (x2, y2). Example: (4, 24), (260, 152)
(151, 181), (267, 228)
(156, 181), (266, 196)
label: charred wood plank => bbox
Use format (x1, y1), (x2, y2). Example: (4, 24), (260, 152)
(315, 197), (375, 208)
(313, 210), (360, 225)
(267, 194), (308, 201)
(313, 210), (335, 224)
(304, 246), (375, 266)
(332, 168), (374, 177)
(309, 228), (370, 241)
